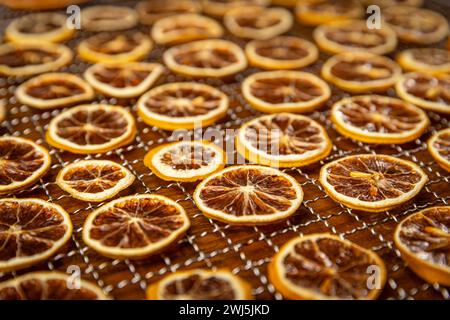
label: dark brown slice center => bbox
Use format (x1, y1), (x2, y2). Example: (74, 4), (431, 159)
(163, 274), (236, 299)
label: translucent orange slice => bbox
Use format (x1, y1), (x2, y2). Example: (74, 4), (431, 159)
(84, 62), (164, 98)
(268, 233), (386, 300)
(428, 128), (450, 172)
(397, 48), (450, 75)
(295, 0), (363, 26)
(394, 206), (450, 286)
(224, 6), (293, 40)
(321, 52), (401, 93)
(144, 141), (226, 182)
(313, 20), (397, 55)
(151, 14), (223, 45)
(331, 95), (429, 144)
(46, 104), (136, 154)
(0, 272), (109, 300)
(135, 0), (201, 25)
(236, 113), (332, 167)
(202, 0), (270, 16)
(56, 160), (135, 202)
(193, 165), (303, 225)
(163, 39), (247, 78)
(0, 137), (51, 195)
(78, 32), (153, 63)
(137, 82), (229, 130)
(0, 198), (72, 272)
(81, 5), (138, 32)
(242, 70), (330, 113)
(147, 269), (253, 300)
(15, 73), (94, 110)
(5, 12), (74, 44)
(82, 194), (190, 259)
(396, 72), (450, 114)
(319, 154), (428, 212)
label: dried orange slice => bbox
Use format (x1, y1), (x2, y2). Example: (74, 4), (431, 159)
(236, 113), (332, 168)
(268, 233), (386, 300)
(5, 12), (74, 44)
(224, 6), (293, 40)
(331, 95), (429, 144)
(0, 101), (5, 122)
(242, 70), (330, 113)
(56, 160), (135, 202)
(295, 0), (363, 26)
(394, 206), (450, 286)
(313, 20), (397, 55)
(0, 198), (72, 272)
(151, 14), (223, 45)
(321, 52), (401, 93)
(163, 39), (247, 78)
(137, 82), (229, 130)
(245, 36), (318, 70)
(193, 165), (303, 225)
(319, 154), (428, 212)
(202, 0), (270, 16)
(81, 5), (138, 32)
(82, 194), (190, 259)
(15, 73), (94, 110)
(144, 141), (226, 182)
(397, 48), (450, 75)
(0, 137), (51, 195)
(383, 6), (449, 45)
(78, 32), (153, 63)
(147, 269), (253, 300)
(0, 272), (109, 300)
(84, 62), (164, 98)
(136, 0), (201, 25)
(360, 0), (423, 7)
(0, 42), (72, 77)
(428, 128), (450, 172)
(396, 72), (450, 114)
(46, 104), (136, 154)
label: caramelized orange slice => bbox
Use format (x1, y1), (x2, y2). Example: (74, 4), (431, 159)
(135, 0), (201, 25)
(81, 5), (138, 32)
(428, 128), (450, 172)
(397, 48), (450, 75)
(202, 0), (270, 16)
(296, 0), (363, 26)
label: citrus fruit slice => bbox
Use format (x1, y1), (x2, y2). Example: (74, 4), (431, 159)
(319, 154), (428, 212)
(396, 72), (450, 114)
(382, 6), (449, 45)
(163, 39), (247, 78)
(295, 0), (363, 26)
(428, 128), (450, 172)
(245, 36), (318, 70)
(83, 62), (164, 98)
(56, 160), (135, 202)
(0, 42), (72, 77)
(144, 141), (226, 182)
(46, 104), (136, 154)
(15, 73), (94, 110)
(313, 19), (397, 55)
(236, 113), (332, 168)
(137, 82), (229, 130)
(394, 206), (450, 286)
(202, 0), (270, 16)
(78, 32), (153, 63)
(224, 6), (293, 40)
(135, 0), (201, 25)
(81, 5), (138, 32)
(147, 269), (253, 300)
(0, 198), (72, 272)
(268, 233), (387, 300)
(331, 95), (429, 144)
(321, 52), (401, 93)
(242, 70), (330, 113)
(0, 137), (51, 195)
(0, 272), (109, 300)
(193, 165), (303, 225)
(152, 14), (223, 46)
(5, 12), (74, 44)
(360, 0), (423, 7)
(82, 194), (190, 259)
(397, 48), (450, 75)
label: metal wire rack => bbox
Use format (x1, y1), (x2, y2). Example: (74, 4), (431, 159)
(0, 0), (449, 300)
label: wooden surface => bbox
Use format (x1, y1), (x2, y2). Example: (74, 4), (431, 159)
(0, 0), (449, 300)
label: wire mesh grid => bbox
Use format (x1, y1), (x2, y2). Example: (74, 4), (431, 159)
(0, 0), (449, 300)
